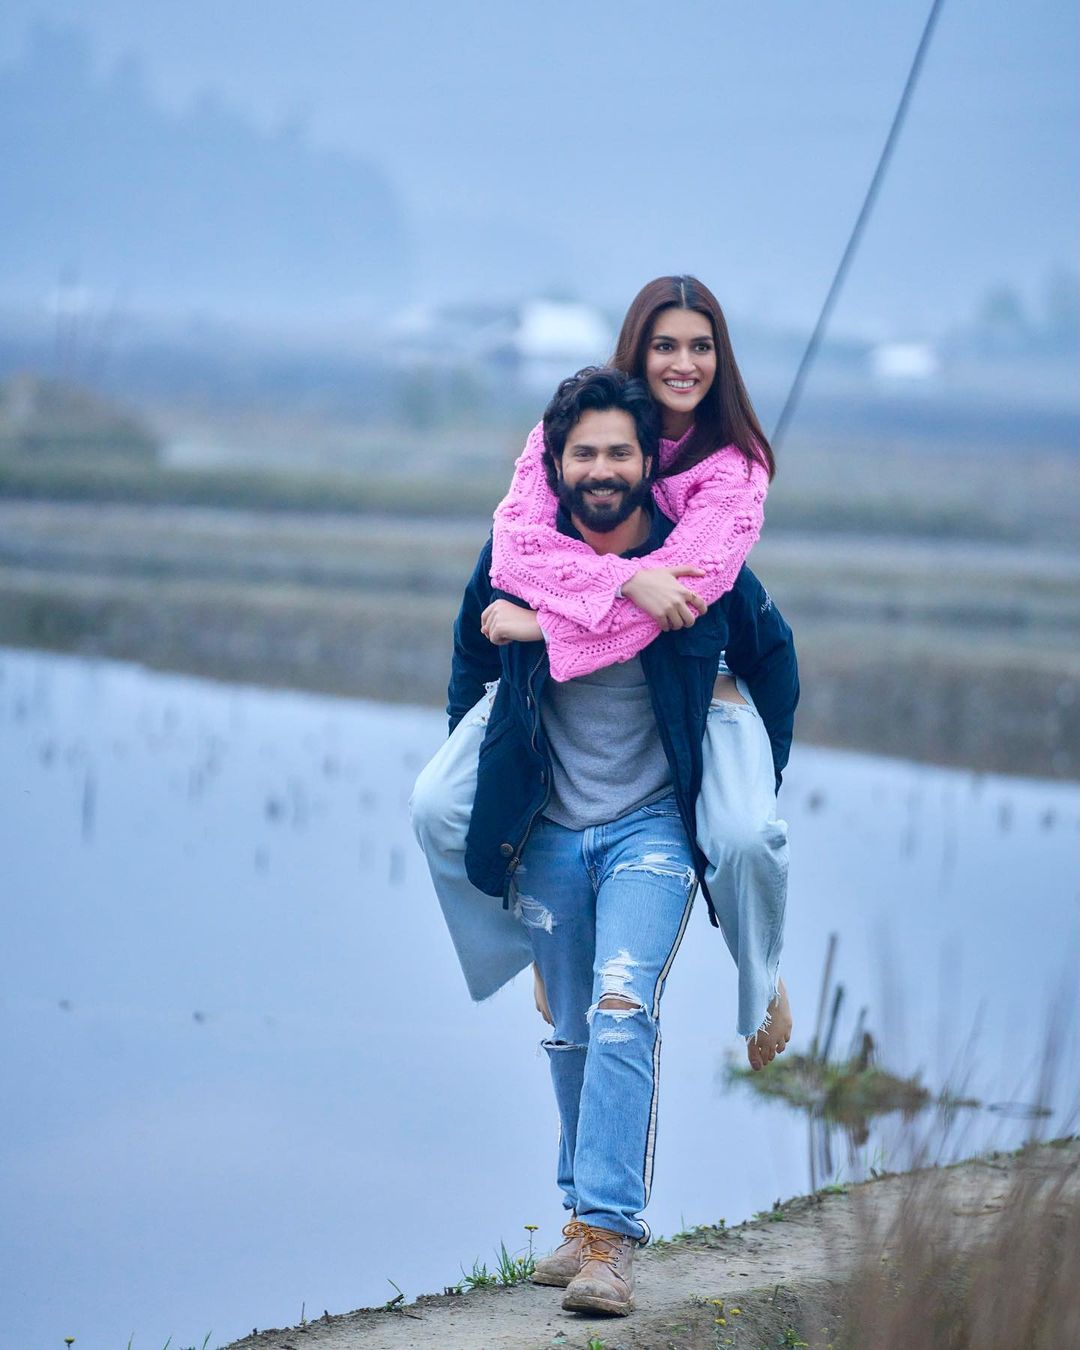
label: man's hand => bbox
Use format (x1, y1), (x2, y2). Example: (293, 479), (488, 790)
(621, 566), (708, 631)
(480, 598), (544, 646)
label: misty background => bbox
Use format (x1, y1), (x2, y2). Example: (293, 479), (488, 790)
(0, 0), (1076, 774)
(0, 1), (1077, 403)
(0, 10), (1074, 1350)
(1, 0), (1077, 327)
(0, 6), (1078, 1347)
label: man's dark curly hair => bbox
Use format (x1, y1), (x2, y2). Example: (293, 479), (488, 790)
(540, 366), (660, 492)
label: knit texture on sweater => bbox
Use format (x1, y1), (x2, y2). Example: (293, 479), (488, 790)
(490, 421), (768, 681)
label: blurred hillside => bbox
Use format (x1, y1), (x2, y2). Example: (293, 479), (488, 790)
(0, 371), (158, 460)
(0, 6), (1076, 328)
(0, 26), (407, 315)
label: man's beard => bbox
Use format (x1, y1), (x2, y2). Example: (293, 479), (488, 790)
(557, 476), (652, 533)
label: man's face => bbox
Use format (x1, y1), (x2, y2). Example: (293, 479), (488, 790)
(555, 407), (653, 534)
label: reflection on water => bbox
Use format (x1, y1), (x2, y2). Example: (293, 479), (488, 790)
(1, 647), (1077, 1350)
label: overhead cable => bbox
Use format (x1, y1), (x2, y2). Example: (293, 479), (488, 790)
(771, 0), (949, 450)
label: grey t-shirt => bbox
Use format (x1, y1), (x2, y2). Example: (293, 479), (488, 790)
(540, 655), (673, 830)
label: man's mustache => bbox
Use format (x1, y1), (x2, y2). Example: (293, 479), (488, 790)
(575, 480), (628, 495)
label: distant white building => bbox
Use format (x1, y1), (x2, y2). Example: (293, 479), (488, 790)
(516, 300), (611, 359)
(869, 341), (941, 383)
(388, 297), (614, 391)
(515, 299), (614, 390)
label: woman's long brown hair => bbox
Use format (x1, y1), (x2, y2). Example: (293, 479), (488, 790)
(610, 275), (775, 480)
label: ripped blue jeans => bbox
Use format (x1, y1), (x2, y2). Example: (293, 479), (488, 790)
(513, 793), (696, 1242)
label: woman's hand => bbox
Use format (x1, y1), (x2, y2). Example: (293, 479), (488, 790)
(621, 566), (707, 631)
(481, 599), (543, 646)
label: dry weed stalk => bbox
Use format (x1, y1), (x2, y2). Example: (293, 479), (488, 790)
(837, 1143), (1080, 1348)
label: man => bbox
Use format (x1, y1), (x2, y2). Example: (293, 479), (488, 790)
(436, 367), (798, 1316)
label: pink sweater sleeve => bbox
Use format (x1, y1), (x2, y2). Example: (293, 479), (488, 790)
(490, 423), (768, 682)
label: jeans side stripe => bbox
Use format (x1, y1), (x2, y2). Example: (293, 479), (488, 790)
(642, 879), (698, 1205)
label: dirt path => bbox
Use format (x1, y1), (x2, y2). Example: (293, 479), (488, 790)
(223, 1142), (1077, 1350)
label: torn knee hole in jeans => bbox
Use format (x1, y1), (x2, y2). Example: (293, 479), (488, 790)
(542, 1039), (586, 1052)
(587, 996), (647, 1026)
(598, 995), (642, 1011)
(707, 700), (747, 723)
(514, 892), (556, 933)
(586, 951), (648, 1029)
(611, 853), (696, 890)
(591, 996), (646, 1045)
(712, 675), (748, 705)
(596, 950), (640, 1001)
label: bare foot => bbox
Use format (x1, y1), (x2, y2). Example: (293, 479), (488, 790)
(747, 979), (792, 1071)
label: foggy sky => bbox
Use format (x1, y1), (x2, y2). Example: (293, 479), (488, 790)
(1, 0), (1076, 334)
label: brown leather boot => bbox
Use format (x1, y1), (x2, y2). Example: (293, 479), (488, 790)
(560, 1224), (637, 1315)
(530, 1218), (588, 1287)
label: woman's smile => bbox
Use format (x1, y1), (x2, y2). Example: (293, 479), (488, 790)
(644, 306), (718, 437)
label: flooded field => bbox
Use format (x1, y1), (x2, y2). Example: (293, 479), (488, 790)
(1, 646), (1076, 1350)
(1, 494), (1078, 778)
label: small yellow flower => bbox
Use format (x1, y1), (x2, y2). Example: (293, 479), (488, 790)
(717, 1317), (727, 1325)
(524, 1224), (538, 1232)
(731, 1307), (742, 1315)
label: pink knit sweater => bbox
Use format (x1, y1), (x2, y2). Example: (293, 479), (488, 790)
(490, 421), (768, 681)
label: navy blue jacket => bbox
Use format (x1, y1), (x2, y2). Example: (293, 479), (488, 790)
(447, 504), (799, 927)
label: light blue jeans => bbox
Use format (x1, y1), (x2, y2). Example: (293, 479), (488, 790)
(409, 684), (533, 1001)
(514, 795), (697, 1242)
(696, 677), (789, 1037)
(410, 679), (787, 1037)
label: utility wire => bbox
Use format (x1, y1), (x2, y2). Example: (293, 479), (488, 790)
(771, 0), (948, 451)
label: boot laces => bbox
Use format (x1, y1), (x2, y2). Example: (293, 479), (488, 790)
(579, 1225), (623, 1269)
(561, 1219), (589, 1243)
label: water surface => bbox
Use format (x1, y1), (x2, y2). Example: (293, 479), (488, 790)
(1, 647), (1076, 1350)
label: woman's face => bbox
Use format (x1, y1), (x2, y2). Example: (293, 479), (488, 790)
(644, 306), (717, 435)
